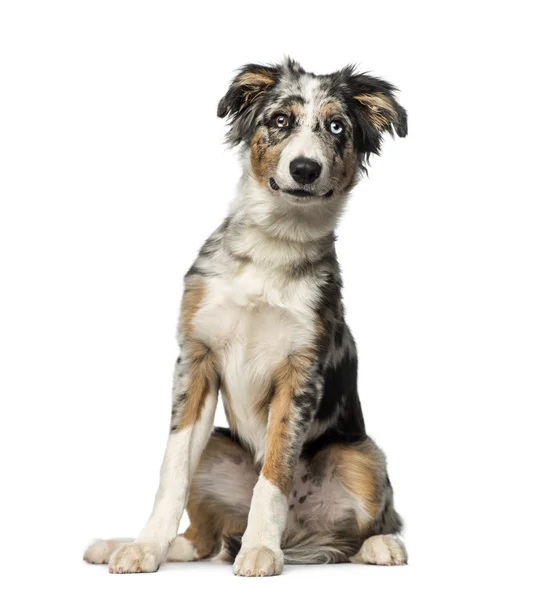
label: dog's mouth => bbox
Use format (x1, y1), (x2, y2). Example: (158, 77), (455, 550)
(269, 178), (333, 200)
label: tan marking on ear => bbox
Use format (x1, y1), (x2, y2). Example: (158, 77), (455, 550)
(235, 71), (276, 112)
(329, 443), (380, 521)
(262, 349), (315, 493)
(236, 72), (276, 90)
(354, 93), (398, 131)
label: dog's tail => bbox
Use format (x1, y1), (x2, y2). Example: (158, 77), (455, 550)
(222, 527), (361, 565)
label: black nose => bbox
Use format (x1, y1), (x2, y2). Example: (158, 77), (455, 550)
(289, 157), (322, 185)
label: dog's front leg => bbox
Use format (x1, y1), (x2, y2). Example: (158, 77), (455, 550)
(234, 354), (321, 577)
(108, 338), (218, 574)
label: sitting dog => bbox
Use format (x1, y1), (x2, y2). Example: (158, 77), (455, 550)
(84, 58), (408, 577)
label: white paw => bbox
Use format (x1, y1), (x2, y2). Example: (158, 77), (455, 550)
(168, 535), (198, 562)
(84, 539), (113, 564)
(108, 542), (162, 574)
(233, 546), (284, 577)
(83, 538), (133, 564)
(359, 534), (408, 566)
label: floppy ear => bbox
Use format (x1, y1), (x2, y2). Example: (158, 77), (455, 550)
(217, 64), (280, 146)
(346, 71), (407, 158)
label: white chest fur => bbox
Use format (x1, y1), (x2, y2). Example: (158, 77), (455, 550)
(191, 263), (319, 461)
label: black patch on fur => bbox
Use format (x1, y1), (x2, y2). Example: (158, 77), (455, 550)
(280, 94), (306, 106)
(297, 245), (368, 457)
(370, 492), (404, 537)
(331, 129), (348, 160)
(332, 67), (408, 171)
(302, 353), (367, 458)
(185, 264), (205, 277)
(223, 535), (242, 561)
(212, 426), (253, 455)
(170, 391), (187, 433)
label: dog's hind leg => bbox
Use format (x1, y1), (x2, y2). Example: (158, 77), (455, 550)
(327, 438), (407, 566)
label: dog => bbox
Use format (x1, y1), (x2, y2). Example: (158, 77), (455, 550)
(84, 58), (408, 577)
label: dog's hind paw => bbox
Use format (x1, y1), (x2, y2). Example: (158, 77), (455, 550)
(233, 546), (284, 577)
(83, 538), (134, 565)
(108, 542), (162, 574)
(84, 539), (113, 564)
(355, 534), (408, 566)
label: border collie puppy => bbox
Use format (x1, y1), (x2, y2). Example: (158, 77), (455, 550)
(84, 58), (408, 577)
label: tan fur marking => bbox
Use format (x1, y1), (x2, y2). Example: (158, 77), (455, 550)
(182, 512), (220, 559)
(262, 350), (314, 493)
(236, 72), (276, 90)
(183, 500), (245, 559)
(262, 386), (291, 492)
(176, 282), (217, 430)
(330, 444), (380, 521)
(354, 93), (398, 131)
(177, 340), (216, 430)
(250, 127), (291, 186)
(339, 141), (359, 194)
(317, 103), (358, 195)
(179, 526), (211, 560)
(320, 101), (344, 121)
(253, 379), (275, 417)
(181, 282), (206, 336)
(285, 102), (304, 120)
(235, 71), (276, 112)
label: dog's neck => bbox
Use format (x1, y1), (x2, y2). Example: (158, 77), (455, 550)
(224, 168), (343, 270)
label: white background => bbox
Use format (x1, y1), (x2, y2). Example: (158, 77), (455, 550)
(1, 1), (541, 598)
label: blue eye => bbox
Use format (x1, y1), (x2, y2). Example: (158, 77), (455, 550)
(330, 120), (344, 135)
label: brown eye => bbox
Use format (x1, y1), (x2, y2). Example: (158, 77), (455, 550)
(274, 114), (290, 128)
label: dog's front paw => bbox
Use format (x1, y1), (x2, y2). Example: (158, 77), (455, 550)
(233, 546), (284, 577)
(108, 542), (162, 574)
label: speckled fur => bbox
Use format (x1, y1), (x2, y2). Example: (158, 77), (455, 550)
(84, 59), (408, 575)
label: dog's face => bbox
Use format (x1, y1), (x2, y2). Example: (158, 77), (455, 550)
(218, 59), (407, 206)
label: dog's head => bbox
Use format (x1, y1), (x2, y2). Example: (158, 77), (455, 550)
(218, 59), (407, 206)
